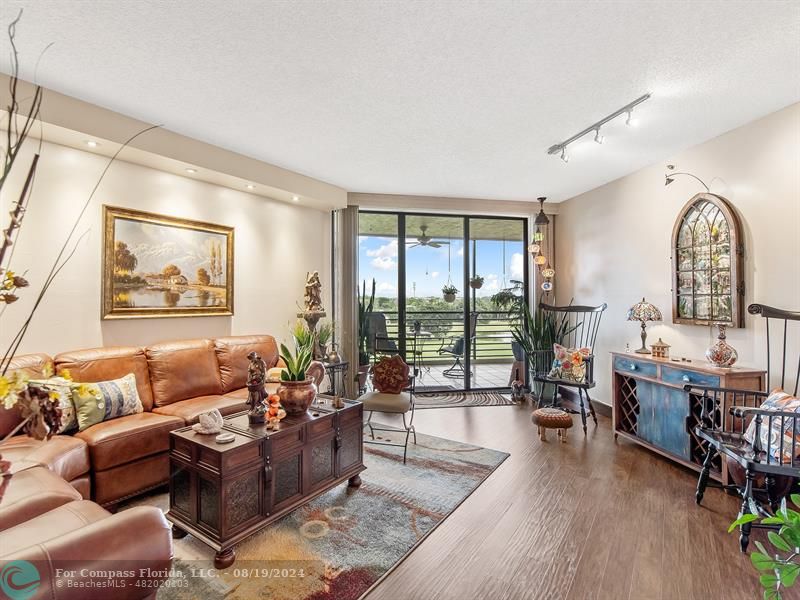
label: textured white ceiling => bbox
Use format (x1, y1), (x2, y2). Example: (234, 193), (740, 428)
(1, 0), (799, 202)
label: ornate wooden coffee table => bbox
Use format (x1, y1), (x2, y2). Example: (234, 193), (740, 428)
(167, 399), (365, 567)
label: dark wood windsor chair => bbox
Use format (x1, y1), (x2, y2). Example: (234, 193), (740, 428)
(532, 302), (607, 434)
(689, 303), (800, 552)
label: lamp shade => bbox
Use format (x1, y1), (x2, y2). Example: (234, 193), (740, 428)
(627, 297), (662, 323)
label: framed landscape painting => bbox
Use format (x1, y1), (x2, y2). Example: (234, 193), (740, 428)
(102, 206), (234, 319)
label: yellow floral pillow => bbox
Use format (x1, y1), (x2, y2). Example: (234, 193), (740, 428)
(548, 345), (592, 383)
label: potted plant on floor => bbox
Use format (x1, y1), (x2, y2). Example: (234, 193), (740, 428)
(469, 275), (484, 290)
(442, 283), (458, 303)
(512, 302), (577, 405)
(357, 279), (376, 389)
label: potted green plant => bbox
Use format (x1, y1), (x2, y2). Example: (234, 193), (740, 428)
(317, 320), (333, 356)
(356, 279), (376, 388)
(291, 319), (314, 353)
(512, 302), (577, 404)
(469, 275), (484, 290)
(442, 283), (458, 303)
(276, 343), (316, 415)
(730, 495), (800, 600)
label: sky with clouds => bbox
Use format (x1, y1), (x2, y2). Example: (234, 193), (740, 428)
(359, 235), (524, 298)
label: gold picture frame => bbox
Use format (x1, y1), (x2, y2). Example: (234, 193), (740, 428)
(103, 205), (234, 319)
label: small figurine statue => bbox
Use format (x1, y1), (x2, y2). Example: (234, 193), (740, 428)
(511, 380), (525, 403)
(303, 271), (324, 313)
(246, 351), (268, 424)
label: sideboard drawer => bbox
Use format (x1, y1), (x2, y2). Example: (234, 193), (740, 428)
(661, 366), (720, 388)
(613, 356), (657, 378)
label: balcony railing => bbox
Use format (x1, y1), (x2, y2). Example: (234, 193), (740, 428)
(371, 310), (520, 364)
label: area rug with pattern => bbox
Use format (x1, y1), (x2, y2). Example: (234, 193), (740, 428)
(413, 390), (515, 409)
(145, 429), (508, 600)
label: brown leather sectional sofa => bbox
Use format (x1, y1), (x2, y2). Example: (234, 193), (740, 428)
(1, 334), (283, 507)
(0, 334), (294, 598)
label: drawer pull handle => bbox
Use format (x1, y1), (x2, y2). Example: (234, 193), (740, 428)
(682, 375), (691, 383)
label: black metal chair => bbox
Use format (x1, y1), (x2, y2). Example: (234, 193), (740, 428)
(365, 312), (399, 362)
(531, 302), (607, 434)
(437, 312), (478, 379)
(691, 303), (800, 552)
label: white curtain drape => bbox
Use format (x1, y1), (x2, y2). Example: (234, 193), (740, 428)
(333, 205), (360, 398)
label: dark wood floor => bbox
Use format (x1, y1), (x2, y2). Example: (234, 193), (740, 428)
(365, 402), (762, 600)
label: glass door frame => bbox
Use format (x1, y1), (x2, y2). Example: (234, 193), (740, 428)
(359, 210), (530, 391)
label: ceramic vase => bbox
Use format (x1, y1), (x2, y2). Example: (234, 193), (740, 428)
(277, 378), (317, 415)
(705, 324), (738, 367)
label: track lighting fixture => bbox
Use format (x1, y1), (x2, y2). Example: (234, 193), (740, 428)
(547, 93), (650, 162)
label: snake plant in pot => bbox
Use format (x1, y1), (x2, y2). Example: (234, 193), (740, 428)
(277, 343), (317, 415)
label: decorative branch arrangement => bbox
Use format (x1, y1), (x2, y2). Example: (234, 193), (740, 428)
(0, 10), (160, 442)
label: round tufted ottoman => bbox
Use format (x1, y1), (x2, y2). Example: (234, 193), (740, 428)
(531, 407), (573, 442)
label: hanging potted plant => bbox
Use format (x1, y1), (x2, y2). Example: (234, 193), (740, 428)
(442, 283), (458, 303)
(469, 275), (484, 290)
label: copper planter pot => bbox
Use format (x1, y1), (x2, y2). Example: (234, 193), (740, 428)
(277, 378), (317, 415)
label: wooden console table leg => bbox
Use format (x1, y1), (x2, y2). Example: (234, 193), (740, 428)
(172, 525), (188, 539)
(348, 474), (362, 488)
(215, 547), (236, 569)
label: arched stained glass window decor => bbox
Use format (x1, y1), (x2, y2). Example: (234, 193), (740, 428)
(671, 193), (744, 328)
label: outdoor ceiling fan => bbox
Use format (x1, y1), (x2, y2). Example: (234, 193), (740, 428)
(407, 225), (450, 249)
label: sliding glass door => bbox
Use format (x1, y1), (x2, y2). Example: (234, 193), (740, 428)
(358, 211), (527, 391)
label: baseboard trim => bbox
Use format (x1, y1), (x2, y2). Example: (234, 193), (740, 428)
(558, 386), (612, 417)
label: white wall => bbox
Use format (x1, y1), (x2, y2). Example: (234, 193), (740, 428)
(0, 139), (331, 357)
(556, 102), (800, 407)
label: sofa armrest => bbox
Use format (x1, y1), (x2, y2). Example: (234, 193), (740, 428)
(4, 506), (173, 600)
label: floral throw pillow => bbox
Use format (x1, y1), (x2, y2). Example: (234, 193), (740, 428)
(28, 376), (78, 434)
(548, 345), (592, 383)
(743, 389), (800, 461)
(372, 355), (410, 394)
(72, 373), (143, 431)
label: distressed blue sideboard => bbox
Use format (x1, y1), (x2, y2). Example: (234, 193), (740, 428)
(611, 351), (765, 483)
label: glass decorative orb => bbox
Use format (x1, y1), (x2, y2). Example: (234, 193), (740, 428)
(528, 243), (540, 254)
(534, 254), (547, 265)
(542, 267), (555, 278)
(541, 281), (553, 291)
(533, 231), (544, 243)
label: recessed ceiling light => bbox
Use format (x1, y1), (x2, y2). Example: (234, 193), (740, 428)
(246, 184), (255, 190)
(292, 195), (300, 202)
(185, 168), (197, 174)
(85, 140), (99, 148)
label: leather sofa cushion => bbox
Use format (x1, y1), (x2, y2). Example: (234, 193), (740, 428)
(55, 346), (155, 411)
(92, 453), (169, 507)
(0, 504), (173, 599)
(214, 335), (280, 392)
(152, 394), (247, 424)
(75, 412), (183, 471)
(224, 388), (249, 401)
(146, 338), (223, 406)
(0, 466), (83, 530)
(0, 353), (54, 438)
(0, 500), (110, 556)
(1, 435), (90, 483)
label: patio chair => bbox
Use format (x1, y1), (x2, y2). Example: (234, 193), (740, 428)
(359, 355), (416, 463)
(691, 303), (800, 552)
(437, 312), (479, 379)
(365, 312), (399, 362)
(531, 302), (607, 434)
